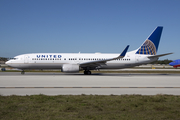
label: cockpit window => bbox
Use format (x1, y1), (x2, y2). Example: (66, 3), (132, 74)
(10, 58), (18, 60)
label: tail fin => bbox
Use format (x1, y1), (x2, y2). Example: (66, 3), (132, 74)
(136, 26), (163, 55)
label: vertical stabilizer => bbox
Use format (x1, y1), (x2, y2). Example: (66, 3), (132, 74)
(136, 26), (163, 55)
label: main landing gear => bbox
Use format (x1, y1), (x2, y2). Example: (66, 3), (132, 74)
(84, 70), (91, 75)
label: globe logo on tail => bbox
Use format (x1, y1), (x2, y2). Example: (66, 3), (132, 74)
(136, 39), (156, 55)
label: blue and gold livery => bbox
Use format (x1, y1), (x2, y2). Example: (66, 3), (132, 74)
(136, 26), (163, 55)
(136, 39), (156, 55)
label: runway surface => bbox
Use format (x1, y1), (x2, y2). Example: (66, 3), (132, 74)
(0, 72), (180, 96)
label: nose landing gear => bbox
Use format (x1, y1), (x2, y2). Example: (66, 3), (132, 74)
(21, 70), (25, 74)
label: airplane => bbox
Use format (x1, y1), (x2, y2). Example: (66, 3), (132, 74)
(169, 59), (180, 68)
(6, 26), (173, 75)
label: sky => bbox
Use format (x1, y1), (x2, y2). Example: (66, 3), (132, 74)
(0, 0), (180, 60)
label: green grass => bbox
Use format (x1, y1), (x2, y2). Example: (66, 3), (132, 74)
(0, 95), (180, 120)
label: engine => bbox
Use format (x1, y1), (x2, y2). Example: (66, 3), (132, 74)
(62, 64), (80, 73)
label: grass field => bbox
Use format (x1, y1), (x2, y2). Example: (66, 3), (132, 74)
(0, 95), (180, 120)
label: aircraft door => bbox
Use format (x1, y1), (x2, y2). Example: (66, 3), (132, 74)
(135, 56), (139, 63)
(24, 55), (29, 63)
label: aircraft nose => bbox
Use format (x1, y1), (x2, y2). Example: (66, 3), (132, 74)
(5, 61), (11, 66)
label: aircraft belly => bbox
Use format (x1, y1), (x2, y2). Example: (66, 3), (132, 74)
(28, 63), (62, 69)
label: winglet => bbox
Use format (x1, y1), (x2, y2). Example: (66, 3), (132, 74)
(114, 45), (129, 60)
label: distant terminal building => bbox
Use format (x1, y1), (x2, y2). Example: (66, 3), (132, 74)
(0, 61), (5, 64)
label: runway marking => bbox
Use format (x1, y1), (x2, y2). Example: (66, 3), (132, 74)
(0, 87), (180, 88)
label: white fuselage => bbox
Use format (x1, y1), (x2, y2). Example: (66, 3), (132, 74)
(5, 50), (158, 70)
(5, 26), (171, 74)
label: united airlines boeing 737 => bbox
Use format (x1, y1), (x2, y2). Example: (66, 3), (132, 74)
(6, 26), (172, 74)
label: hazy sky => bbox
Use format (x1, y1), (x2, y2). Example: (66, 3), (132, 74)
(0, 0), (180, 60)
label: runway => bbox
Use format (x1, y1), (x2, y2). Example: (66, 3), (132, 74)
(0, 72), (180, 96)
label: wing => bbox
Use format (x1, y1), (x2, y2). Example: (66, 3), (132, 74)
(79, 45), (129, 68)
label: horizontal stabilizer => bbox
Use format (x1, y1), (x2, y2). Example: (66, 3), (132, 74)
(148, 53), (173, 58)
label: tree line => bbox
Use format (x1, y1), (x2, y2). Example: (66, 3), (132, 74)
(0, 57), (9, 61)
(150, 59), (173, 64)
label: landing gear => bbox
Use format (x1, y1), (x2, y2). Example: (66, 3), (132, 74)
(21, 70), (25, 74)
(84, 70), (91, 75)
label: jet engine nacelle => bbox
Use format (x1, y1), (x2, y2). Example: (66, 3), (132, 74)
(62, 64), (79, 73)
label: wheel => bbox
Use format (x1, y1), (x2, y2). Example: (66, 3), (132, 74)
(84, 70), (91, 75)
(87, 71), (91, 75)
